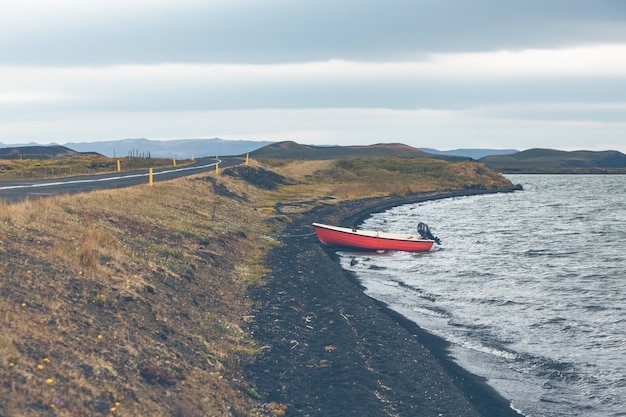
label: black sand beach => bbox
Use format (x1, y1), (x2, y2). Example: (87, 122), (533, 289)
(246, 190), (524, 417)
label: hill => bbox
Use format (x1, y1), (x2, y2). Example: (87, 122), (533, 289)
(480, 148), (626, 173)
(250, 141), (469, 161)
(0, 145), (94, 160)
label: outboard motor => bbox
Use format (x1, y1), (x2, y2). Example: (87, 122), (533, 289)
(418, 222), (441, 245)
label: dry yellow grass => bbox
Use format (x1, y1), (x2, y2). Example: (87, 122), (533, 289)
(266, 159), (333, 179)
(260, 157), (515, 206)
(0, 170), (281, 416)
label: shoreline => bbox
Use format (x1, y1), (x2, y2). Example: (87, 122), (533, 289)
(246, 189), (524, 416)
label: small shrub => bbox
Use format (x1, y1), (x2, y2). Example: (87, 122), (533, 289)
(246, 386), (262, 400)
(140, 364), (176, 386)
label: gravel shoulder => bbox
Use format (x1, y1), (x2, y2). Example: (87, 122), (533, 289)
(246, 190), (524, 417)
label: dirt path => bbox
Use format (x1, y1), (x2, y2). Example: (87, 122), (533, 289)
(246, 190), (523, 417)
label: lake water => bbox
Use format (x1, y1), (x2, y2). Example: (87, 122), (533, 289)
(338, 175), (626, 417)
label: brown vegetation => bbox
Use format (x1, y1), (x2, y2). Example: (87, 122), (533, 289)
(0, 166), (278, 416)
(259, 157), (514, 202)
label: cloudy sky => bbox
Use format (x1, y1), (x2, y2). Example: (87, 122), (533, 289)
(1, 0), (626, 152)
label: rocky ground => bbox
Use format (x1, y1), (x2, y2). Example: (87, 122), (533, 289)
(245, 191), (524, 417)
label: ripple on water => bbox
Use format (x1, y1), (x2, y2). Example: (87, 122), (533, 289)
(340, 175), (626, 417)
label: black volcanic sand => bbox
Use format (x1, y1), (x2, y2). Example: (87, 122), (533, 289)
(246, 190), (524, 417)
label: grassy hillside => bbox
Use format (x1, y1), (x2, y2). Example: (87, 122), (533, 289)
(480, 148), (626, 173)
(259, 158), (513, 203)
(0, 145), (86, 160)
(1, 170), (278, 416)
(0, 157), (516, 416)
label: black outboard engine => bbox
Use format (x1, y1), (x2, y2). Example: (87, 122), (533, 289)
(418, 222), (441, 245)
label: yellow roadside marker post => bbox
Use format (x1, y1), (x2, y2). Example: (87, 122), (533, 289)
(149, 168), (154, 186)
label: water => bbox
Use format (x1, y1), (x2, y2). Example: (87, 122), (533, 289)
(338, 175), (626, 417)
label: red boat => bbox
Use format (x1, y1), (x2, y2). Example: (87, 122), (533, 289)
(312, 222), (440, 252)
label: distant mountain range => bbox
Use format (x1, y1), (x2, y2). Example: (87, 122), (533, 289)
(249, 142), (626, 172)
(479, 148), (626, 172)
(62, 138), (274, 158)
(0, 138), (517, 159)
(1, 140), (624, 173)
(0, 138), (272, 159)
(420, 147), (518, 159)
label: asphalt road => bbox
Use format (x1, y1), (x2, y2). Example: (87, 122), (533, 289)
(0, 157), (241, 203)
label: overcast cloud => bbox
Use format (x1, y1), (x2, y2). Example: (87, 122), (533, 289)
(1, 0), (625, 151)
